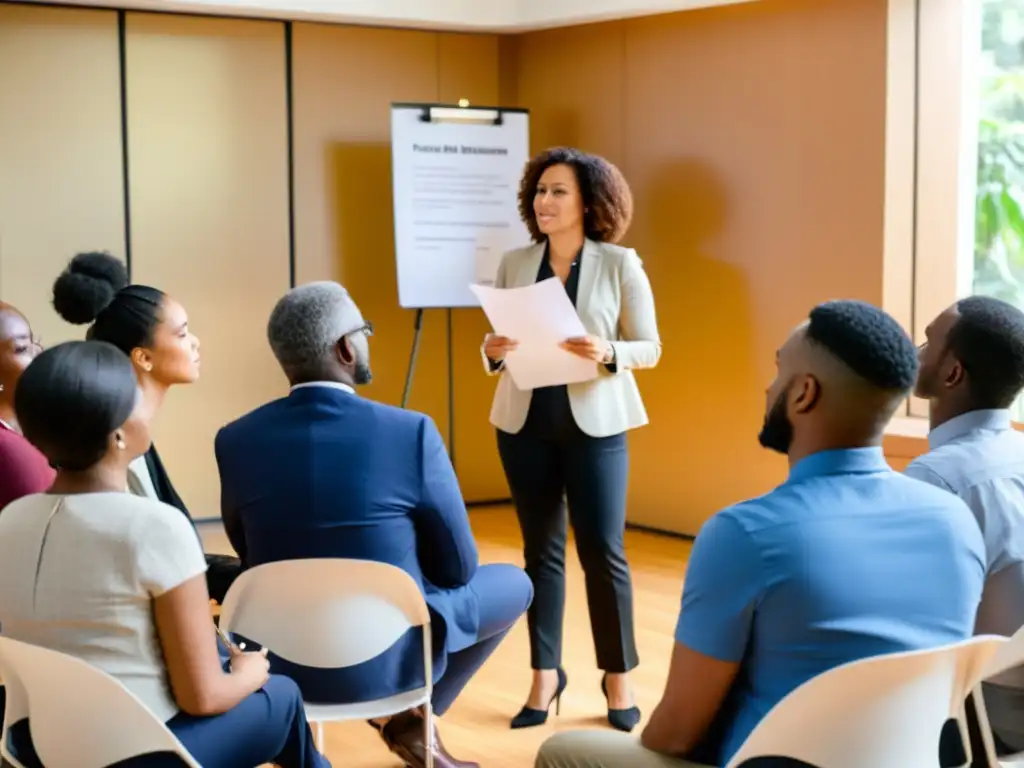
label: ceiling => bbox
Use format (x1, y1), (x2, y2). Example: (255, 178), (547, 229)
(19, 0), (756, 31)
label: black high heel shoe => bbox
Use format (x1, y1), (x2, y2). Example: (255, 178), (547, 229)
(601, 673), (641, 732)
(510, 667), (568, 729)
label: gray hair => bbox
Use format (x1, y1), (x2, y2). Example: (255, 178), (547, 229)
(267, 281), (363, 380)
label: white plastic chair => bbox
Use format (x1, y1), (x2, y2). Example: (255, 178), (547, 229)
(218, 558), (434, 767)
(967, 624), (1024, 767)
(724, 635), (1007, 768)
(0, 636), (200, 768)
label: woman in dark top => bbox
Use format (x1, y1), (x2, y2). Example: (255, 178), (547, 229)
(52, 252), (242, 602)
(481, 148), (661, 732)
(0, 302), (53, 509)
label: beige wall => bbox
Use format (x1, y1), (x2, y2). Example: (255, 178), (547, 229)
(0, 0), (919, 533)
(125, 12), (291, 518)
(0, 5), (125, 348)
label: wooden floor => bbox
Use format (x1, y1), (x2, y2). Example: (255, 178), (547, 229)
(200, 507), (692, 768)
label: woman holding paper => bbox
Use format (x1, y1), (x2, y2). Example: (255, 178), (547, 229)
(480, 146), (661, 733)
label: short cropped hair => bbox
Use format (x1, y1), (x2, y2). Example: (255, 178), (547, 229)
(15, 341), (138, 472)
(267, 282), (362, 381)
(949, 295), (1024, 408)
(806, 300), (919, 393)
(518, 147), (633, 244)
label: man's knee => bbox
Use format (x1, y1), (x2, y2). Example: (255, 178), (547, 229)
(536, 730), (609, 768)
(480, 563), (534, 616)
(510, 565), (534, 614)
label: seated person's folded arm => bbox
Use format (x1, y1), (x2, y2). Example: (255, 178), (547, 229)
(149, 513), (267, 716)
(641, 513), (761, 758)
(410, 416), (479, 588)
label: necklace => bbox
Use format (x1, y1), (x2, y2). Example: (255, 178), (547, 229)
(0, 417), (11, 432)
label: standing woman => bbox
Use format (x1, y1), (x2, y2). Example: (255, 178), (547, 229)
(0, 303), (51, 509)
(481, 147), (661, 731)
(51, 251), (241, 603)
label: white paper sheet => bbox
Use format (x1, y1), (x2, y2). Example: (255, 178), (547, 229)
(471, 278), (599, 390)
(473, 229), (505, 287)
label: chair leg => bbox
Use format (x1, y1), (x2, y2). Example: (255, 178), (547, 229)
(315, 721), (324, 752)
(424, 703), (434, 768)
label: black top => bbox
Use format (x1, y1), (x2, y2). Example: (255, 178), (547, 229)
(520, 243), (584, 439)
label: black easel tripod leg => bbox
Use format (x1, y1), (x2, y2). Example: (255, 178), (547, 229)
(401, 308), (424, 409)
(447, 307), (455, 473)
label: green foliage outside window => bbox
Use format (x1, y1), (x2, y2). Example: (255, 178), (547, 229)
(976, 0), (1024, 418)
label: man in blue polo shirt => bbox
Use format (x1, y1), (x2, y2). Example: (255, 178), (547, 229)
(535, 300), (986, 768)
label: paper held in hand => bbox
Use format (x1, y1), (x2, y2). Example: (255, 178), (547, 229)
(470, 277), (599, 390)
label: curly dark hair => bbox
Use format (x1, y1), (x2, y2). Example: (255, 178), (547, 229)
(517, 147), (633, 244)
(948, 295), (1024, 408)
(806, 299), (919, 393)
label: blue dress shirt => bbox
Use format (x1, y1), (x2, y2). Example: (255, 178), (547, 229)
(676, 447), (985, 765)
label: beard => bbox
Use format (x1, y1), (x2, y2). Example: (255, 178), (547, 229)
(758, 387), (793, 455)
(354, 360), (373, 386)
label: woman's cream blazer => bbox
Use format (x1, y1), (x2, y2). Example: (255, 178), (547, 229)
(481, 239), (662, 438)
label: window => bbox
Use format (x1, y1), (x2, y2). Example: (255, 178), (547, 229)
(909, 0), (1023, 417)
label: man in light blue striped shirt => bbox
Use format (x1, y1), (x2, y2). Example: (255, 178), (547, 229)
(906, 295), (1024, 753)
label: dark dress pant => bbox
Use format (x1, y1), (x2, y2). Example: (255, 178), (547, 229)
(497, 419), (638, 673)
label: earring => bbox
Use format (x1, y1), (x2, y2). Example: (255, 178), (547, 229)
(143, 364), (152, 372)
(115, 435), (126, 450)
(0, 383), (4, 393)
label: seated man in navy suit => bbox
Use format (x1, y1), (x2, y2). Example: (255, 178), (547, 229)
(215, 282), (533, 768)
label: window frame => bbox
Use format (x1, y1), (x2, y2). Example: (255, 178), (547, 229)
(901, 0), (982, 419)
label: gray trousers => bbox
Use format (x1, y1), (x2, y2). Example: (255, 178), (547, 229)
(535, 731), (713, 768)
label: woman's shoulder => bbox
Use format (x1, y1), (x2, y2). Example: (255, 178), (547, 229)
(36, 491), (187, 530)
(589, 239), (639, 263)
(502, 242), (543, 261)
(0, 427), (42, 458)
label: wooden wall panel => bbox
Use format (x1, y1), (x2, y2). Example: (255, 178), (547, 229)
(437, 33), (513, 502)
(125, 13), (290, 519)
(292, 23), (509, 502)
(509, 0), (889, 534)
(0, 4), (125, 347)
(515, 22), (627, 160)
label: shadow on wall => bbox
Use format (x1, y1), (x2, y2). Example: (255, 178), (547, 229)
(628, 159), (774, 533)
(327, 142), (451, 426)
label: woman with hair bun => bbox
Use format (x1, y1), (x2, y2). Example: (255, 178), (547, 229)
(52, 251), (241, 603)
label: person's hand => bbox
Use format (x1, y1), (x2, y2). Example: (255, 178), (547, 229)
(483, 333), (519, 362)
(229, 646), (270, 688)
(561, 335), (614, 363)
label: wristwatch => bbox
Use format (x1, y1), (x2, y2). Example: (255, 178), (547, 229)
(603, 345), (616, 365)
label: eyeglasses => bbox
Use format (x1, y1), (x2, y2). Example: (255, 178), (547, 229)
(342, 321), (373, 339)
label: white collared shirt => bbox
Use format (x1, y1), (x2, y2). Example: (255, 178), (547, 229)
(289, 381), (355, 395)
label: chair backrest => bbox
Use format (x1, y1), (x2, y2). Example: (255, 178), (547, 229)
(218, 558), (431, 668)
(0, 637), (199, 768)
(981, 621), (1024, 688)
(725, 636), (1006, 768)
